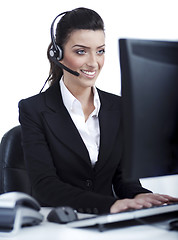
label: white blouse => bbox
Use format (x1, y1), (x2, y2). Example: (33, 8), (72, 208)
(60, 79), (100, 166)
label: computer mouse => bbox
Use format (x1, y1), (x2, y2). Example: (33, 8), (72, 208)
(169, 219), (178, 231)
(47, 206), (78, 224)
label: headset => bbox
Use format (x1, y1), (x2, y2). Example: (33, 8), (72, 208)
(49, 12), (67, 61)
(49, 11), (80, 76)
(40, 11), (79, 93)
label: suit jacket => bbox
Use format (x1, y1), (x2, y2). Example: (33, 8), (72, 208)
(18, 81), (150, 214)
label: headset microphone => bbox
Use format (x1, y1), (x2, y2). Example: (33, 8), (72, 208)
(49, 49), (80, 77)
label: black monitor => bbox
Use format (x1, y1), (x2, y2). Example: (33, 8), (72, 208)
(119, 38), (178, 179)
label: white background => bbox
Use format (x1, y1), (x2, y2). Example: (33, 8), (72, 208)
(0, 0), (178, 196)
(1, 0), (178, 139)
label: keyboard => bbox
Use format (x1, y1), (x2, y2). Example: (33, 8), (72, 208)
(67, 203), (178, 228)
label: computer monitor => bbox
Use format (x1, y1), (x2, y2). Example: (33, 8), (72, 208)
(119, 38), (178, 179)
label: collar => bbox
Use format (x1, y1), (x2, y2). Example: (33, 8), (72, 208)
(60, 79), (101, 117)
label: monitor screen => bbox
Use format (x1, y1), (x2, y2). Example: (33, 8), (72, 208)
(119, 38), (178, 179)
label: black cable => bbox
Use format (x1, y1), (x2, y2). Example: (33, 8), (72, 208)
(39, 74), (51, 93)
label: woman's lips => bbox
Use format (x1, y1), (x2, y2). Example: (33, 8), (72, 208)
(81, 70), (97, 78)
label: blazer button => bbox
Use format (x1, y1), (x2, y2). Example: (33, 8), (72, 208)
(78, 208), (84, 213)
(86, 208), (92, 214)
(85, 179), (93, 189)
(93, 208), (99, 214)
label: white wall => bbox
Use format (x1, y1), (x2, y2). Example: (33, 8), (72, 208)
(0, 0), (178, 197)
(1, 0), (178, 139)
(140, 175), (178, 197)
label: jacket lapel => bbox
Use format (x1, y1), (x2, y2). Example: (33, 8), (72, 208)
(41, 83), (121, 169)
(42, 82), (91, 165)
(95, 90), (121, 171)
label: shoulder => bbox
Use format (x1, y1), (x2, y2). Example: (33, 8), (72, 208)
(18, 92), (45, 110)
(19, 82), (59, 109)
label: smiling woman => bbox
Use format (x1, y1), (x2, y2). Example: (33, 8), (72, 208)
(47, 8), (105, 87)
(61, 29), (105, 93)
(18, 7), (178, 215)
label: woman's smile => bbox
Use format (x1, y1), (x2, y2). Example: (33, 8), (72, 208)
(80, 69), (97, 79)
(60, 29), (105, 90)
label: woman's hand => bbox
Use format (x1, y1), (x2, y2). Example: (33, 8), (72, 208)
(110, 193), (178, 214)
(110, 198), (144, 214)
(134, 193), (178, 206)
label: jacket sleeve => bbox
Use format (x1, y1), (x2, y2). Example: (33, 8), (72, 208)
(18, 98), (116, 214)
(112, 161), (152, 199)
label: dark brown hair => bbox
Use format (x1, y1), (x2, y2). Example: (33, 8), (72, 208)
(47, 7), (104, 85)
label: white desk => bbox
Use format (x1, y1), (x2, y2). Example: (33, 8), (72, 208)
(0, 207), (177, 240)
(0, 175), (178, 240)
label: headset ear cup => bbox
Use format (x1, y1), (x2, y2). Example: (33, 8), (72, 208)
(49, 45), (63, 61)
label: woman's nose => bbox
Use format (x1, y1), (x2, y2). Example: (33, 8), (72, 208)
(87, 53), (98, 68)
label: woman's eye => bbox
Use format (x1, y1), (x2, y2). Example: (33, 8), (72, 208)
(97, 49), (105, 55)
(76, 50), (86, 55)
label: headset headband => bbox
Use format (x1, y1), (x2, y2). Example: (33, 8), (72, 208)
(50, 11), (68, 56)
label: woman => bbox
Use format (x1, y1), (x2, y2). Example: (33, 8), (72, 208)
(18, 7), (178, 214)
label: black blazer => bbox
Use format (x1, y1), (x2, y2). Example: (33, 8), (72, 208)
(19, 81), (150, 214)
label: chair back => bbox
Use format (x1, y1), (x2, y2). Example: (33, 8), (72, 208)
(0, 126), (32, 194)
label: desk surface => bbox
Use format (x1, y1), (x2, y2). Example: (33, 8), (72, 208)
(0, 175), (178, 240)
(0, 207), (177, 240)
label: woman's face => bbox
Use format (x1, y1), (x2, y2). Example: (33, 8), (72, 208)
(60, 29), (105, 91)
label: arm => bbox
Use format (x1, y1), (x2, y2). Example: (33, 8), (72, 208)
(110, 114), (178, 213)
(111, 139), (178, 213)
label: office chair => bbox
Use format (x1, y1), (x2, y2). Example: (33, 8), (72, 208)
(0, 126), (32, 195)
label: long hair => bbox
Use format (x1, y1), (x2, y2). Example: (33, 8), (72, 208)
(47, 7), (104, 85)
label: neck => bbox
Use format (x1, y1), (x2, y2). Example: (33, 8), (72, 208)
(74, 87), (95, 121)
(75, 87), (93, 105)
(81, 90), (95, 122)
(73, 87), (95, 121)
(62, 79), (95, 121)
(64, 81), (93, 105)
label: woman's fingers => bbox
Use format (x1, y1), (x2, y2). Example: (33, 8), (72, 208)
(110, 199), (143, 214)
(135, 193), (178, 206)
(110, 194), (178, 213)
